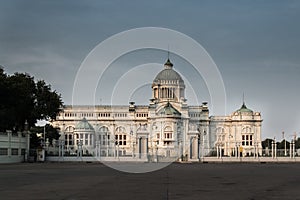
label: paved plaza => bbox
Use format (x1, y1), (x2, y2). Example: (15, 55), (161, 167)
(0, 162), (300, 200)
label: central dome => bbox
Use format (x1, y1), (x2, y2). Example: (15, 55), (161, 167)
(153, 59), (184, 84)
(151, 59), (186, 103)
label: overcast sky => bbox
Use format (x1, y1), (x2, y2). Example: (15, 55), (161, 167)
(1, 0), (300, 140)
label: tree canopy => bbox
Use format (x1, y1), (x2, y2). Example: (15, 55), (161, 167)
(0, 67), (63, 132)
(262, 138), (300, 149)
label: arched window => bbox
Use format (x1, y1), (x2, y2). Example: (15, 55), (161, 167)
(242, 126), (253, 146)
(99, 126), (111, 146)
(164, 126), (173, 139)
(216, 127), (225, 141)
(65, 126), (74, 133)
(115, 126), (127, 146)
(64, 126), (75, 145)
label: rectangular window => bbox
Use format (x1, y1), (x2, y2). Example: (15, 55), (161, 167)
(0, 148), (8, 155)
(242, 135), (245, 140)
(68, 135), (73, 145)
(65, 135), (68, 145)
(123, 141), (126, 146)
(85, 134), (88, 145)
(90, 135), (93, 146)
(12, 148), (19, 155)
(123, 135), (126, 140)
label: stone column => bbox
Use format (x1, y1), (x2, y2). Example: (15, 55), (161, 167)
(238, 144), (240, 159)
(292, 140), (295, 158)
(146, 137), (149, 158)
(138, 137), (142, 159)
(271, 140), (274, 158)
(253, 142), (256, 158)
(235, 144), (237, 158)
(290, 141), (292, 159)
(97, 141), (101, 158)
(193, 136), (198, 159)
(274, 139), (277, 158)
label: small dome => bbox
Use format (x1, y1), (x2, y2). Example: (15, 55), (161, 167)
(153, 59), (184, 84)
(236, 103), (253, 113)
(75, 118), (94, 131)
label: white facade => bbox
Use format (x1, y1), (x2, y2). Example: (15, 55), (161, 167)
(0, 130), (30, 163)
(52, 59), (262, 161)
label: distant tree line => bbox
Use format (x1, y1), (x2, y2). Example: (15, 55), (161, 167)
(262, 138), (300, 149)
(0, 67), (63, 147)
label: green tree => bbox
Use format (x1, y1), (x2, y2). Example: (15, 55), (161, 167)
(8, 72), (37, 130)
(34, 80), (63, 120)
(29, 124), (60, 148)
(295, 138), (300, 149)
(277, 139), (290, 149)
(262, 138), (273, 149)
(0, 67), (63, 144)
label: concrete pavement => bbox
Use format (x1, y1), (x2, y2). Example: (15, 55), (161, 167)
(0, 162), (300, 200)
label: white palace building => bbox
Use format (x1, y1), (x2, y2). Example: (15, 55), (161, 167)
(52, 59), (263, 162)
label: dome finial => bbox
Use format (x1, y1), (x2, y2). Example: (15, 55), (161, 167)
(240, 93), (249, 110)
(164, 58), (173, 68)
(167, 45), (170, 60)
(164, 46), (173, 68)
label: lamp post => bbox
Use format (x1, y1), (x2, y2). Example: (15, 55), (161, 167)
(274, 137), (277, 158)
(291, 139), (295, 158)
(77, 140), (83, 158)
(35, 119), (49, 148)
(202, 131), (206, 161)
